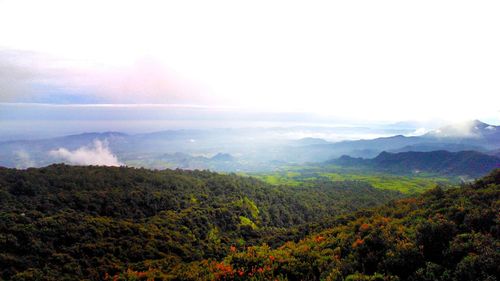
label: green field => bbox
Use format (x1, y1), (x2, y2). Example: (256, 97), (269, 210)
(247, 164), (453, 194)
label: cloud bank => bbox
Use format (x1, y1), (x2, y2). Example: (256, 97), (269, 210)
(49, 140), (122, 166)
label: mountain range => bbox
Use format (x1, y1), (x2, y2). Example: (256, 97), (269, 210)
(1, 120), (499, 174)
(331, 150), (500, 178)
(289, 120), (500, 161)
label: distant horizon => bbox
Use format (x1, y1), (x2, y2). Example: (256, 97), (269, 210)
(2, 0), (500, 143)
(1, 107), (498, 142)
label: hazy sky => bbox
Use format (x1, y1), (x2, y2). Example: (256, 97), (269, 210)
(1, 0), (500, 128)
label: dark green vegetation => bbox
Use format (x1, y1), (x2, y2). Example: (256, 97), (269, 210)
(331, 150), (500, 178)
(0, 165), (400, 280)
(1, 165), (498, 281)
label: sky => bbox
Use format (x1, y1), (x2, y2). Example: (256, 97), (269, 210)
(1, 0), (500, 138)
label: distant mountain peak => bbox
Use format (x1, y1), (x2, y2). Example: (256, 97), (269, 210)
(68, 132), (128, 138)
(292, 137), (330, 146)
(471, 119), (489, 127)
(387, 135), (406, 139)
(375, 150), (392, 158)
(211, 153), (235, 161)
(425, 119), (496, 139)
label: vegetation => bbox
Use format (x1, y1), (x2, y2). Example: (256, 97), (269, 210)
(2, 165), (497, 281)
(0, 164), (399, 280)
(248, 165), (451, 194)
(153, 169), (500, 280)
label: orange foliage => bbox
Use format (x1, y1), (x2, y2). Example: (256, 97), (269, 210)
(212, 261), (235, 279)
(352, 238), (364, 248)
(314, 235), (326, 242)
(238, 269), (245, 276)
(125, 268), (152, 280)
(359, 223), (371, 232)
(381, 217), (391, 224)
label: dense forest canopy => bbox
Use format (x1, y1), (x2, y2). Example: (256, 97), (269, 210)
(0, 164), (400, 280)
(181, 169), (499, 281)
(0, 165), (498, 280)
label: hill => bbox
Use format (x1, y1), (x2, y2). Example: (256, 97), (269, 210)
(491, 149), (500, 158)
(211, 153), (236, 162)
(170, 169), (500, 280)
(332, 150), (500, 178)
(0, 164), (399, 280)
(389, 143), (487, 154)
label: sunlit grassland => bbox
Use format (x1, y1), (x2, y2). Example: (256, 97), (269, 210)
(248, 164), (453, 194)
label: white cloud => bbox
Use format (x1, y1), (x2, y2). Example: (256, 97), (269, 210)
(14, 150), (35, 168)
(429, 120), (484, 138)
(49, 140), (122, 166)
(407, 128), (430, 137)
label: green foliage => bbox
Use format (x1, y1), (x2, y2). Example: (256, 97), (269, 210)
(189, 169), (500, 281)
(250, 165), (452, 194)
(243, 197), (259, 219)
(3, 164), (497, 281)
(0, 164), (399, 280)
(239, 216), (258, 230)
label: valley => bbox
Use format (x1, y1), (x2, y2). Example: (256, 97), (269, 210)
(247, 166), (451, 194)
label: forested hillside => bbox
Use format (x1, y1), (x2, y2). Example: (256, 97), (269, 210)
(0, 165), (399, 280)
(171, 169), (498, 281)
(1, 165), (498, 281)
(332, 150), (500, 178)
